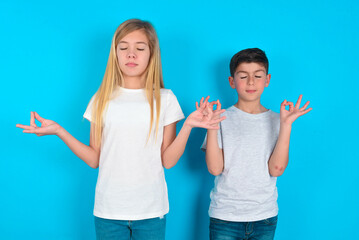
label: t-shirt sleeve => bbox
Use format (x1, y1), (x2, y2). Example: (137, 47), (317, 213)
(200, 123), (223, 151)
(83, 95), (96, 122)
(163, 90), (185, 126)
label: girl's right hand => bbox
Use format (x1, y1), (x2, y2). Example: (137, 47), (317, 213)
(16, 112), (61, 136)
(185, 97), (226, 130)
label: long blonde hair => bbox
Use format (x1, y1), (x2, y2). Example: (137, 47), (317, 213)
(91, 19), (164, 147)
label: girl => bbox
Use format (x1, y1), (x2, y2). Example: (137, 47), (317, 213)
(16, 19), (224, 239)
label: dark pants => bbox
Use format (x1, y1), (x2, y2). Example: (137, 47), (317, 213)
(95, 215), (166, 240)
(210, 216), (277, 240)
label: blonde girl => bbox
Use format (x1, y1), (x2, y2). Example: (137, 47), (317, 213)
(16, 19), (224, 239)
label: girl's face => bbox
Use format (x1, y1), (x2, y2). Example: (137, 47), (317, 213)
(116, 30), (151, 83)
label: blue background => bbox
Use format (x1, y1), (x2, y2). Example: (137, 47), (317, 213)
(2, 0), (358, 239)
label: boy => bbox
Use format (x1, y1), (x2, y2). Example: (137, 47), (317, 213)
(201, 48), (311, 240)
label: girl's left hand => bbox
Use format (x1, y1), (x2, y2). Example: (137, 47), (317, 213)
(280, 95), (312, 125)
(185, 96), (226, 130)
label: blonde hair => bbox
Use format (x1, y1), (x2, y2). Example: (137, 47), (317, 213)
(91, 19), (164, 147)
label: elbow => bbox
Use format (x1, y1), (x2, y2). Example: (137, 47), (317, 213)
(269, 165), (285, 177)
(162, 160), (174, 169)
(208, 167), (223, 176)
(270, 171), (283, 177)
(88, 157), (100, 169)
(89, 162), (99, 169)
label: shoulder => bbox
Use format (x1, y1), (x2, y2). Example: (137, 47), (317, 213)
(160, 88), (180, 103)
(222, 106), (236, 118)
(160, 88), (176, 97)
(268, 110), (280, 120)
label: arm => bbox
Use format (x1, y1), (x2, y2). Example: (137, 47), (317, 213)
(161, 121), (191, 169)
(205, 100), (224, 176)
(205, 129), (224, 176)
(161, 97), (225, 169)
(16, 112), (100, 168)
(268, 95), (312, 177)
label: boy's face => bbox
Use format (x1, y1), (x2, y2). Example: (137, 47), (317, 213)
(229, 62), (271, 103)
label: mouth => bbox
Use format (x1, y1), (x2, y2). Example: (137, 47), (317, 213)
(125, 63), (138, 67)
(245, 90), (257, 93)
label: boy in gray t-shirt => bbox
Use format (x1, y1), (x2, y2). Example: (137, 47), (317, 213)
(201, 48), (312, 240)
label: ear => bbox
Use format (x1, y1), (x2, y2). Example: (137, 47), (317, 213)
(265, 74), (271, 87)
(228, 76), (236, 89)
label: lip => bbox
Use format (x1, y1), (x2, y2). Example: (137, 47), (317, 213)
(125, 62), (138, 67)
(245, 90), (257, 93)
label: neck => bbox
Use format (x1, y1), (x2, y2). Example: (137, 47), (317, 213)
(234, 99), (267, 114)
(122, 75), (146, 89)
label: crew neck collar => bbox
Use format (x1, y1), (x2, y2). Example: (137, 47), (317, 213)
(231, 105), (271, 118)
(118, 87), (145, 93)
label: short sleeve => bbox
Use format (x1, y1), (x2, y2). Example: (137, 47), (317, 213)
(200, 123), (223, 151)
(83, 95), (96, 122)
(163, 90), (185, 126)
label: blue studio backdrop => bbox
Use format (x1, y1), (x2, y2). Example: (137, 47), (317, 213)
(2, 0), (359, 239)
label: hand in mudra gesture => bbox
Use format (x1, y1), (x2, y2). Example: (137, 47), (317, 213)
(280, 95), (312, 125)
(185, 96), (226, 130)
(16, 112), (61, 136)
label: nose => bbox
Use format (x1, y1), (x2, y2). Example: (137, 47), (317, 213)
(247, 76), (254, 85)
(127, 49), (136, 59)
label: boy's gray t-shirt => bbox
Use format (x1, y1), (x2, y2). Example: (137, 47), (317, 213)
(202, 106), (280, 222)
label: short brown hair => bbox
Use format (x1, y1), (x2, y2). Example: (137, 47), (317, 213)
(230, 48), (269, 76)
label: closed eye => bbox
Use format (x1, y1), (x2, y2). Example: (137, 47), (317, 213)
(119, 48), (127, 50)
(137, 48), (145, 51)
(240, 76), (247, 79)
(255, 76), (262, 78)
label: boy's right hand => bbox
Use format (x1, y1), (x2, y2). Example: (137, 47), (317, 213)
(195, 97), (225, 129)
(206, 100), (224, 129)
(16, 112), (61, 136)
(184, 96), (226, 130)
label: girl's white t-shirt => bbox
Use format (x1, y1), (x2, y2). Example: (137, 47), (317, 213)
(84, 87), (184, 220)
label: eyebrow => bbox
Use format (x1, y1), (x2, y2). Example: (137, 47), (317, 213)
(236, 70), (265, 74)
(118, 41), (148, 45)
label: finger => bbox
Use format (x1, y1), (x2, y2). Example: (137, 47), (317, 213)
(299, 107), (313, 116)
(210, 116), (226, 124)
(295, 95), (303, 109)
(300, 101), (310, 111)
(34, 112), (45, 123)
(288, 102), (294, 112)
(203, 96), (210, 106)
(196, 102), (199, 110)
(213, 109), (226, 116)
(30, 112), (37, 127)
(217, 100), (222, 111)
(199, 97), (204, 107)
(23, 129), (39, 134)
(23, 127), (45, 134)
(16, 124), (34, 130)
(206, 105), (214, 118)
(281, 100), (287, 111)
(209, 101), (217, 108)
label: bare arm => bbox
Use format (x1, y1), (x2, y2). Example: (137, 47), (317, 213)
(16, 112), (100, 168)
(161, 97), (225, 169)
(205, 129), (224, 176)
(161, 122), (191, 169)
(205, 100), (224, 176)
(268, 124), (291, 177)
(268, 95), (312, 177)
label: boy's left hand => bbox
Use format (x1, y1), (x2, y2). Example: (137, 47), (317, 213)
(280, 95), (312, 125)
